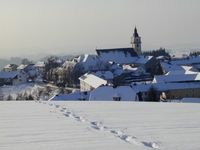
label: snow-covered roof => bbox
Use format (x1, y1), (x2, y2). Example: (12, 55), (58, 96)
(0, 71), (18, 79)
(153, 73), (200, 83)
(79, 73), (107, 88)
(74, 54), (107, 71)
(96, 48), (151, 64)
(34, 61), (45, 67)
(96, 48), (136, 64)
(2, 101), (200, 150)
(156, 82), (200, 91)
(3, 64), (18, 69)
(17, 64), (27, 70)
(161, 62), (198, 74)
(89, 86), (137, 101)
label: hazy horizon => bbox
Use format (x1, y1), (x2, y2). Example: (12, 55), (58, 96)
(0, 0), (200, 58)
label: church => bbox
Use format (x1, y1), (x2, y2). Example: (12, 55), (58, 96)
(96, 27), (142, 64)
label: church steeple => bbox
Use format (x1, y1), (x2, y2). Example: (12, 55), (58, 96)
(134, 27), (139, 37)
(131, 27), (142, 55)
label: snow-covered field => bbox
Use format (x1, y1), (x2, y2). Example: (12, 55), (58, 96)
(0, 101), (200, 150)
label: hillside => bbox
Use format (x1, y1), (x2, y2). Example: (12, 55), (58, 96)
(0, 101), (200, 150)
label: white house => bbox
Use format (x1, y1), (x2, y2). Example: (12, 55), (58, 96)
(89, 86), (138, 101)
(79, 73), (107, 91)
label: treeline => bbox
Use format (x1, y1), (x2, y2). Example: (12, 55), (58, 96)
(143, 48), (171, 58)
(189, 51), (200, 56)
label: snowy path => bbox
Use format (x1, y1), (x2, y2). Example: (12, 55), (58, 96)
(1, 101), (200, 150)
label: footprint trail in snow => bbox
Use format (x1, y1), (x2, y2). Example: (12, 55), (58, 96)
(42, 101), (161, 150)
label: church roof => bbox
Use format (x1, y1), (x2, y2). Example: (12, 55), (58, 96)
(96, 48), (138, 64)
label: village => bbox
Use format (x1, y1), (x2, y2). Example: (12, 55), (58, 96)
(1, 28), (200, 101)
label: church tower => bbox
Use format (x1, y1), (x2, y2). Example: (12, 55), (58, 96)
(131, 27), (142, 55)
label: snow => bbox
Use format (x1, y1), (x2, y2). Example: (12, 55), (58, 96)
(17, 64), (27, 70)
(89, 86), (137, 101)
(97, 48), (152, 65)
(79, 73), (107, 89)
(97, 49), (138, 64)
(1, 101), (200, 150)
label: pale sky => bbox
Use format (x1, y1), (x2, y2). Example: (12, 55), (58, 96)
(0, 0), (200, 58)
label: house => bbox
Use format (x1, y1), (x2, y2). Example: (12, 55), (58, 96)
(89, 86), (138, 101)
(34, 61), (45, 73)
(0, 71), (27, 86)
(79, 73), (107, 91)
(17, 64), (38, 81)
(3, 64), (18, 72)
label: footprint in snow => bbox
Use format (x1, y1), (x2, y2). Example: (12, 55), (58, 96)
(64, 112), (73, 118)
(74, 116), (86, 122)
(90, 121), (107, 131)
(141, 141), (160, 149)
(110, 130), (123, 136)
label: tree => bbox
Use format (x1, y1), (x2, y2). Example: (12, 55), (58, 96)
(7, 94), (13, 101)
(44, 56), (62, 81)
(147, 86), (159, 102)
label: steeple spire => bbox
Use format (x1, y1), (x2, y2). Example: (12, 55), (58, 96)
(134, 27), (139, 37)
